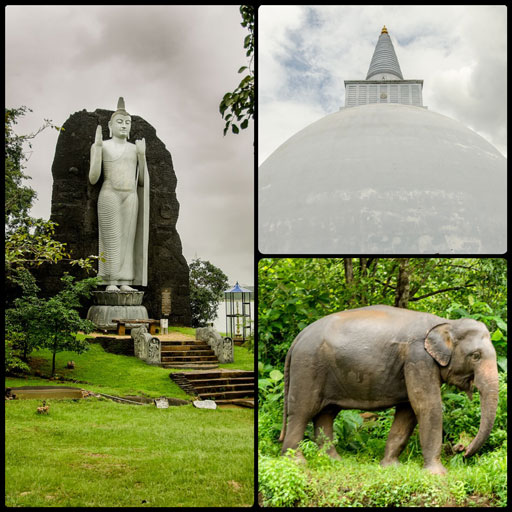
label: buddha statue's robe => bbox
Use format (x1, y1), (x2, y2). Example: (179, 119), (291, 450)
(90, 139), (149, 286)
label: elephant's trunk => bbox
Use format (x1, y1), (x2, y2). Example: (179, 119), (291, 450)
(463, 358), (499, 457)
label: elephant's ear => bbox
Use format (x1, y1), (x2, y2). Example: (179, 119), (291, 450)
(425, 323), (453, 366)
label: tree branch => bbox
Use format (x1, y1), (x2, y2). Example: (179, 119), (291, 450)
(410, 284), (475, 302)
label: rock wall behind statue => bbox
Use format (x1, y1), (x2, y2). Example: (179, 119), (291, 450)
(39, 108), (191, 326)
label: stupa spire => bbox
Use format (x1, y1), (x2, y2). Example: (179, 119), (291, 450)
(366, 26), (403, 80)
(344, 26), (423, 108)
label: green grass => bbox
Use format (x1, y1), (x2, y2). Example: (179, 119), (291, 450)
(5, 341), (254, 507)
(6, 399), (254, 507)
(19, 344), (191, 398)
(258, 447), (507, 507)
(8, 339), (254, 396)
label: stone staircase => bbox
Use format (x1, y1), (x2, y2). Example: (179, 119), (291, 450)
(160, 339), (220, 369)
(170, 369), (254, 407)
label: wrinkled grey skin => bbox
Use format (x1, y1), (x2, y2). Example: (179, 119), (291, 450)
(279, 305), (499, 475)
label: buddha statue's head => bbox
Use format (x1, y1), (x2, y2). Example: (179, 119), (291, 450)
(108, 97), (131, 139)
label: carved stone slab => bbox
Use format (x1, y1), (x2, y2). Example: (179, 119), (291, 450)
(193, 400), (217, 410)
(155, 397), (169, 409)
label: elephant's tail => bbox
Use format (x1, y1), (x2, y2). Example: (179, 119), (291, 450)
(279, 343), (293, 442)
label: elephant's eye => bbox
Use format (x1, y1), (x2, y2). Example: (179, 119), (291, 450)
(471, 352), (481, 361)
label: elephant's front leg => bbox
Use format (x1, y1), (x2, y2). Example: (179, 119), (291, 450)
(313, 409), (341, 460)
(380, 402), (417, 467)
(405, 361), (447, 475)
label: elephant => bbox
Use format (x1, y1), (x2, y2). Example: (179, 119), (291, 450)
(279, 305), (499, 475)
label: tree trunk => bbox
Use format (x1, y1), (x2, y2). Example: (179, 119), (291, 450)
(52, 341), (57, 377)
(359, 258), (367, 277)
(344, 258), (354, 283)
(395, 259), (411, 308)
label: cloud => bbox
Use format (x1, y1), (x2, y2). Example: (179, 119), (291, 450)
(259, 5), (507, 159)
(6, 5), (254, 285)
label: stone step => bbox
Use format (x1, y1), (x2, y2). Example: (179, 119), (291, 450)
(198, 390), (254, 400)
(184, 370), (254, 380)
(185, 377), (254, 386)
(161, 349), (216, 357)
(161, 355), (219, 364)
(161, 345), (212, 352)
(164, 363), (219, 370)
(160, 340), (207, 347)
(192, 383), (254, 394)
(169, 370), (255, 407)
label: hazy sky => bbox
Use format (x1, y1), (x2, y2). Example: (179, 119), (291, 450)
(258, 5), (507, 164)
(6, 5), (253, 287)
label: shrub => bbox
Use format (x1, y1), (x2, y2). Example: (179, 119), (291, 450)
(259, 455), (309, 507)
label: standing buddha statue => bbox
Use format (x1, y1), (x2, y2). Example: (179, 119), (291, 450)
(89, 97), (150, 290)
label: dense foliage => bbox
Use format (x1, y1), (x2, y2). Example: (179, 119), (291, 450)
(189, 258), (229, 327)
(258, 258), (507, 507)
(219, 5), (254, 136)
(5, 107), (96, 297)
(258, 258), (507, 368)
(5, 106), (37, 230)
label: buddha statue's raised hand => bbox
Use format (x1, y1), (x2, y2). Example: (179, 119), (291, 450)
(135, 137), (146, 156)
(94, 125), (103, 147)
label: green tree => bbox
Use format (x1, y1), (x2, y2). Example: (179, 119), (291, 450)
(189, 258), (229, 327)
(5, 106), (62, 231)
(5, 106), (37, 229)
(219, 5), (254, 136)
(5, 107), (96, 300)
(258, 258), (507, 368)
(6, 274), (98, 376)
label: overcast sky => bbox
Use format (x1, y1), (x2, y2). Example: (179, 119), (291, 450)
(6, 5), (253, 287)
(258, 5), (507, 164)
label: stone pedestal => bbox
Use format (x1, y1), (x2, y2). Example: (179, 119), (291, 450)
(87, 290), (148, 331)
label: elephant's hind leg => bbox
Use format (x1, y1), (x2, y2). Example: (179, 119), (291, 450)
(314, 408), (341, 460)
(281, 410), (310, 460)
(380, 403), (417, 467)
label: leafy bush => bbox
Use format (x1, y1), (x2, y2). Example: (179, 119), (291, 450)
(5, 338), (30, 375)
(258, 362), (285, 457)
(259, 455), (309, 507)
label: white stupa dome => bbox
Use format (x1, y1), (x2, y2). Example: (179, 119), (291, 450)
(259, 28), (506, 254)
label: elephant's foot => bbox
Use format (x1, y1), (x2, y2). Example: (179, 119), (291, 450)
(325, 448), (341, 461)
(330, 451), (342, 461)
(380, 457), (400, 468)
(282, 448), (306, 463)
(424, 461), (447, 475)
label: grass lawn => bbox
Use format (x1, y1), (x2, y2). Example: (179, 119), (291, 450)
(5, 338), (255, 507)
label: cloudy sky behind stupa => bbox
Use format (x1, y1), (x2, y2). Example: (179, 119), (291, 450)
(6, 5), (253, 287)
(259, 5), (507, 163)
